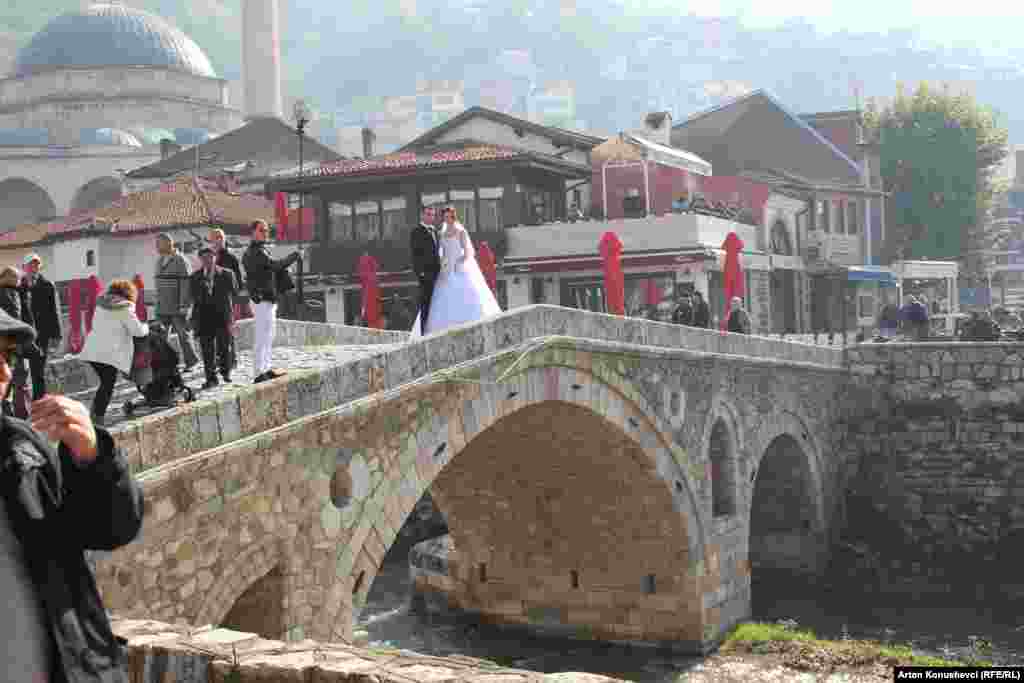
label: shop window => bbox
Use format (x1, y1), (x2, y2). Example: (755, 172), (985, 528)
(818, 200), (831, 233)
(847, 201), (860, 234)
(354, 201), (380, 241)
(770, 220), (792, 255)
(421, 192), (447, 215)
(479, 187), (504, 232)
(380, 197), (407, 241)
(328, 202), (354, 242)
(623, 189), (645, 218)
(530, 277), (547, 304)
(85, 249), (95, 267)
(449, 189), (476, 232)
(835, 201), (846, 234)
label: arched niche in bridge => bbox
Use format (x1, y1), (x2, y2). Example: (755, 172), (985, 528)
(70, 176), (123, 214)
(749, 432), (825, 575)
(0, 177), (57, 228)
(219, 565), (285, 639)
(708, 419), (737, 518)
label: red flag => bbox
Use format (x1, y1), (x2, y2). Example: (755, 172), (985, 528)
(357, 254), (382, 329)
(84, 275), (103, 334)
(721, 231), (745, 331)
(274, 192), (289, 241)
(67, 279), (83, 354)
(132, 274), (147, 322)
(476, 241), (497, 293)
(599, 231), (625, 316)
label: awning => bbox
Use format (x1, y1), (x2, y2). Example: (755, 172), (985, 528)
(846, 265), (896, 284)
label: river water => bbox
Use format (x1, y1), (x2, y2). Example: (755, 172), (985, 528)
(354, 538), (1024, 681)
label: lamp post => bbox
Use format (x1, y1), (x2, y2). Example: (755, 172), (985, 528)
(293, 99), (311, 321)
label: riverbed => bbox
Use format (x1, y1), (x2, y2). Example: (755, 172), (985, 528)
(355, 541), (1024, 681)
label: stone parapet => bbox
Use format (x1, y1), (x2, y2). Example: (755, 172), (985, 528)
(45, 318), (406, 398)
(110, 617), (624, 682)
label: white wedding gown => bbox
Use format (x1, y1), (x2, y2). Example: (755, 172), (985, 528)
(410, 226), (502, 338)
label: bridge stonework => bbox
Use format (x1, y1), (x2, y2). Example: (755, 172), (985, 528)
(93, 306), (878, 655)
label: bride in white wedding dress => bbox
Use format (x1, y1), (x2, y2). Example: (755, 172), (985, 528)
(410, 206), (502, 338)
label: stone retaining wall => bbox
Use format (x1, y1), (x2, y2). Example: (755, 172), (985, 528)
(111, 617), (623, 682)
(840, 342), (1024, 590)
(43, 318), (407, 398)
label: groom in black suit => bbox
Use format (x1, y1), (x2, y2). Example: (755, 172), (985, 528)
(410, 205), (441, 334)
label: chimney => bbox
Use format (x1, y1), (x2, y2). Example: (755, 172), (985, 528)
(242, 0), (283, 119)
(361, 128), (376, 158)
(641, 111), (673, 146)
(160, 139), (182, 160)
(1016, 150), (1024, 186)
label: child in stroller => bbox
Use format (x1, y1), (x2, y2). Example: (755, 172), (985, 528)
(123, 321), (194, 416)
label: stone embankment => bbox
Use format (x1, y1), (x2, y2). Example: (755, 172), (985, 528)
(112, 617), (624, 682)
(840, 342), (1024, 594)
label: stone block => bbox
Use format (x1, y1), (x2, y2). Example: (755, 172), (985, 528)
(237, 380), (288, 436)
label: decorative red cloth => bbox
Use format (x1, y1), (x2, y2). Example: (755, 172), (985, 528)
(721, 231), (745, 330)
(132, 274), (147, 322)
(644, 279), (661, 307)
(287, 207), (316, 242)
(84, 275), (103, 335)
(476, 241), (498, 293)
(599, 231), (625, 316)
(274, 192), (289, 241)
(357, 254), (382, 329)
(67, 279), (83, 354)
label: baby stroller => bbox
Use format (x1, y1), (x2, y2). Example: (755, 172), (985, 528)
(123, 322), (195, 416)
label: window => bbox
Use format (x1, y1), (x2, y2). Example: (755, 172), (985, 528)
(770, 220), (792, 255)
(380, 197), (407, 241)
(85, 249), (95, 267)
(421, 192), (446, 211)
(846, 200), (860, 234)
(354, 201), (380, 241)
(835, 200), (846, 234)
(449, 189), (476, 232)
(328, 202), (353, 242)
(479, 187), (503, 232)
(817, 200), (830, 233)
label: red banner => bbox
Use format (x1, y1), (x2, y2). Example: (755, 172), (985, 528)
(132, 274), (147, 322)
(287, 207), (316, 242)
(644, 278), (661, 307)
(67, 279), (83, 354)
(721, 231), (745, 330)
(476, 241), (498, 293)
(274, 192), (289, 241)
(599, 231), (625, 316)
(357, 254), (382, 329)
(84, 275), (103, 335)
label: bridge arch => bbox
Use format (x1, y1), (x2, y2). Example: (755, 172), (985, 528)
(70, 176), (122, 214)
(329, 364), (710, 644)
(747, 409), (828, 574)
(0, 177), (56, 228)
(194, 535), (290, 637)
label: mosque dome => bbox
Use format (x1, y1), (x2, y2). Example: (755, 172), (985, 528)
(13, 3), (217, 79)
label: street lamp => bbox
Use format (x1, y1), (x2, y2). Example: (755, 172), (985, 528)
(292, 99), (311, 320)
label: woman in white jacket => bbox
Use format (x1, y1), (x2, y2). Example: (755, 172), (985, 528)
(77, 278), (148, 425)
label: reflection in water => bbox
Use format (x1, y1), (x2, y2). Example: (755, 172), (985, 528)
(355, 541), (1024, 681)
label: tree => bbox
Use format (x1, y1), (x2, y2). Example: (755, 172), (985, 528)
(862, 82), (1009, 272)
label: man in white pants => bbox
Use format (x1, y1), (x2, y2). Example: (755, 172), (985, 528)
(241, 220), (301, 383)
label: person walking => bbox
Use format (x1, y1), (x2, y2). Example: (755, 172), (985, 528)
(153, 233), (198, 370)
(0, 266), (34, 418)
(726, 296), (752, 334)
(691, 290), (711, 328)
(77, 279), (149, 425)
(0, 305), (144, 683)
(21, 253), (61, 399)
(671, 290), (694, 326)
(190, 246), (238, 389)
(242, 220), (301, 384)
(208, 228), (244, 370)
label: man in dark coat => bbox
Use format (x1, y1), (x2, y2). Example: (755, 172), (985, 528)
(242, 220), (301, 384)
(410, 205), (441, 335)
(691, 290), (711, 328)
(190, 246), (238, 389)
(208, 229), (243, 370)
(0, 307), (144, 683)
(21, 253), (61, 400)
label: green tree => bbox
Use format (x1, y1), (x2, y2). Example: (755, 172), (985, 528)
(863, 82), (1009, 271)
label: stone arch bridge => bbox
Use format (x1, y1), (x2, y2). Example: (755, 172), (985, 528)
(92, 306), (878, 654)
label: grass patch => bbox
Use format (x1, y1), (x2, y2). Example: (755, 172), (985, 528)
(720, 620), (993, 673)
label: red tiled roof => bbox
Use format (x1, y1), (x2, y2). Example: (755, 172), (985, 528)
(280, 144), (522, 180)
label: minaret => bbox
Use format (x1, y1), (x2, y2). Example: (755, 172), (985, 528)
(241, 0), (283, 119)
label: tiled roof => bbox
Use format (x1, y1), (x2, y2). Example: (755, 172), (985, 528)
(0, 178), (275, 249)
(274, 144), (526, 180)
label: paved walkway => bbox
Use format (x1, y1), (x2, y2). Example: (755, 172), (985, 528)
(74, 344), (399, 430)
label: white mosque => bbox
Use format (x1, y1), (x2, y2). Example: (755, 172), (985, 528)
(0, 0), (283, 230)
